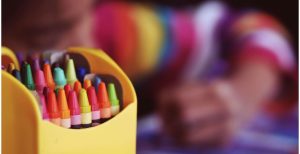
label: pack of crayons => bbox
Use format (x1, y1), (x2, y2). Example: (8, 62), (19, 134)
(3, 50), (122, 129)
(2, 47), (137, 153)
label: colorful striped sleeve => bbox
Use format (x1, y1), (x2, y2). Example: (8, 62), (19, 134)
(229, 12), (295, 73)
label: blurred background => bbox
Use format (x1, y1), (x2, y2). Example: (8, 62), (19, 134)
(2, 0), (298, 153)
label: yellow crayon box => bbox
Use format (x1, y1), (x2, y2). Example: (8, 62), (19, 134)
(2, 47), (137, 154)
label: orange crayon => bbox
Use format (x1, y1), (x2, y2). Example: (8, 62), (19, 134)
(73, 81), (82, 96)
(58, 89), (71, 128)
(97, 82), (111, 123)
(43, 63), (56, 90)
(83, 79), (92, 90)
(47, 91), (60, 126)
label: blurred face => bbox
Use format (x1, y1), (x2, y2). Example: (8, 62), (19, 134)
(3, 0), (94, 52)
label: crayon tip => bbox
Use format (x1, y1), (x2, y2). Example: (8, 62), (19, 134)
(58, 89), (70, 119)
(53, 67), (67, 89)
(79, 89), (91, 113)
(47, 91), (60, 119)
(7, 63), (16, 73)
(43, 63), (56, 90)
(67, 91), (81, 115)
(97, 82), (111, 108)
(64, 84), (72, 98)
(12, 69), (21, 81)
(22, 64), (35, 90)
(73, 81), (82, 96)
(76, 67), (88, 83)
(32, 59), (41, 71)
(108, 83), (119, 106)
(84, 79), (92, 90)
(66, 59), (77, 86)
(87, 87), (100, 111)
(34, 70), (46, 94)
(93, 77), (102, 92)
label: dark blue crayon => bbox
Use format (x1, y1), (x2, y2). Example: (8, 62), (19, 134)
(76, 67), (88, 83)
(12, 69), (22, 81)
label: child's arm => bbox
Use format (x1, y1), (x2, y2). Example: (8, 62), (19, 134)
(157, 12), (295, 146)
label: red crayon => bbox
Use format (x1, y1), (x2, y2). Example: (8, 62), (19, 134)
(38, 94), (49, 121)
(68, 91), (81, 129)
(43, 87), (51, 103)
(47, 91), (60, 126)
(87, 87), (101, 126)
(34, 70), (46, 94)
(64, 84), (72, 99)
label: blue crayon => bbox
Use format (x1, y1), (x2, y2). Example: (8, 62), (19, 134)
(76, 67), (88, 83)
(12, 69), (21, 81)
(93, 77), (102, 92)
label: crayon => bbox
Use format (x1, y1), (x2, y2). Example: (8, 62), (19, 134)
(84, 74), (101, 92)
(58, 89), (71, 128)
(20, 61), (28, 83)
(34, 69), (46, 94)
(32, 59), (41, 71)
(51, 62), (60, 72)
(53, 67), (67, 89)
(68, 91), (81, 129)
(38, 93), (49, 121)
(87, 87), (101, 126)
(16, 52), (25, 64)
(93, 77), (102, 92)
(21, 63), (35, 90)
(79, 89), (92, 128)
(76, 66), (88, 83)
(43, 63), (56, 90)
(65, 59), (77, 87)
(83, 79), (92, 90)
(43, 87), (51, 102)
(97, 82), (112, 123)
(7, 63), (15, 73)
(73, 81), (82, 96)
(47, 91), (61, 126)
(64, 54), (70, 63)
(64, 84), (72, 99)
(12, 69), (21, 81)
(108, 83), (120, 116)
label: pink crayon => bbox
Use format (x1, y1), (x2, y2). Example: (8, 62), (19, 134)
(87, 86), (101, 126)
(67, 91), (81, 129)
(34, 70), (46, 94)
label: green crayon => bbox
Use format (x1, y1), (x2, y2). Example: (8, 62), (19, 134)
(22, 64), (35, 90)
(108, 83), (120, 116)
(65, 59), (77, 87)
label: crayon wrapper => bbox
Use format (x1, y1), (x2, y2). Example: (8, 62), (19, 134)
(92, 110), (100, 120)
(100, 108), (111, 118)
(50, 118), (61, 126)
(81, 113), (92, 124)
(61, 118), (71, 128)
(111, 105), (120, 116)
(71, 115), (81, 125)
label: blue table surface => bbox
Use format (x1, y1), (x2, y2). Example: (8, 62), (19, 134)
(137, 107), (298, 154)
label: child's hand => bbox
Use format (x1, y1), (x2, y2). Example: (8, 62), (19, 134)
(157, 81), (248, 146)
